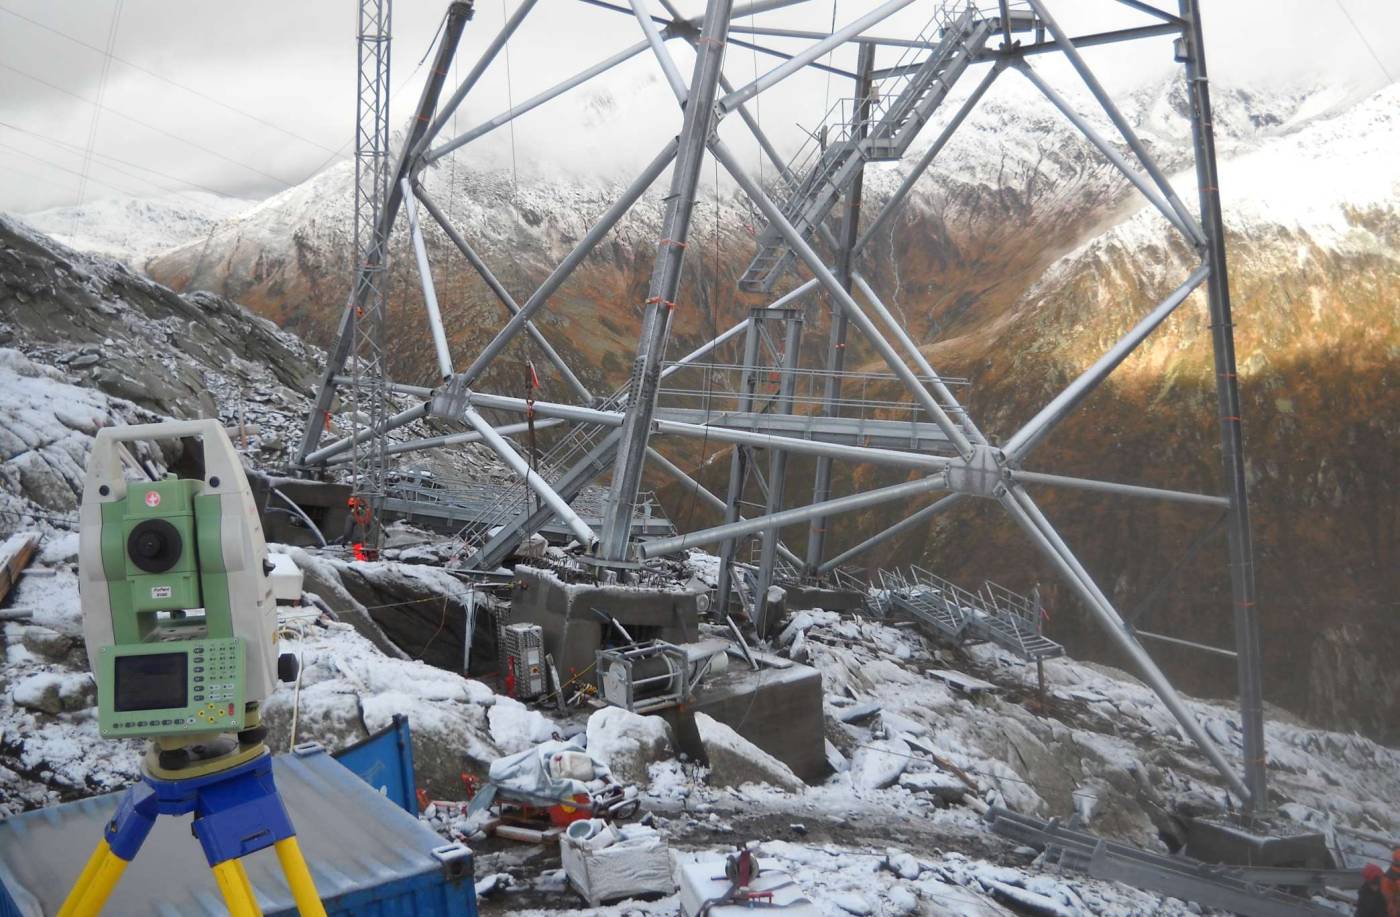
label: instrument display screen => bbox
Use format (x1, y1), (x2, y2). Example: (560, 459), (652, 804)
(113, 651), (188, 712)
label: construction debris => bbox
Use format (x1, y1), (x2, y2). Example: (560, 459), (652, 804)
(559, 820), (673, 907)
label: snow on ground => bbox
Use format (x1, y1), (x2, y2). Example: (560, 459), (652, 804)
(2, 543), (1396, 912)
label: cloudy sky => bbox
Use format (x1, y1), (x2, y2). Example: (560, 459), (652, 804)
(0, 0), (1395, 214)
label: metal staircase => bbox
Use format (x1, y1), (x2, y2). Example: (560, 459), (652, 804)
(739, 3), (995, 293)
(874, 564), (1063, 662)
(976, 579), (1062, 661)
(454, 389), (630, 570)
(887, 565), (977, 641)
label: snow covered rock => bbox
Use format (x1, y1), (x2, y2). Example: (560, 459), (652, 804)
(12, 672), (93, 715)
(831, 890), (873, 915)
(584, 706), (673, 787)
(850, 737), (910, 790)
(883, 848), (923, 880)
(898, 769), (968, 803)
(694, 712), (804, 792)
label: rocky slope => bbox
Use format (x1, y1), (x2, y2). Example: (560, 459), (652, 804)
(139, 71), (1399, 746)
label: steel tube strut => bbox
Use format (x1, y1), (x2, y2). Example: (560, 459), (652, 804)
(852, 274), (985, 444)
(601, 0), (734, 560)
(999, 483), (1251, 801)
(1179, 0), (1266, 811)
(332, 376), (434, 397)
(297, 3), (473, 464)
(1113, 0), (1184, 25)
(459, 139), (679, 388)
(465, 391), (952, 469)
(662, 318), (750, 382)
(718, 0), (918, 114)
(711, 138), (977, 459)
(461, 406), (599, 549)
(716, 319), (760, 617)
(413, 187), (594, 404)
(325, 418), (566, 465)
(1016, 63), (1196, 244)
(755, 314), (803, 633)
(420, 0), (540, 157)
(641, 474), (949, 558)
(428, 40), (652, 162)
(1010, 470), (1228, 507)
(400, 179), (454, 380)
(630, 0), (688, 103)
(1007, 263), (1210, 458)
(856, 63), (1004, 254)
(972, 24), (1181, 65)
(304, 401), (432, 466)
(645, 447), (804, 568)
(807, 42), (874, 573)
(1025, 0), (1203, 245)
(818, 493), (965, 574)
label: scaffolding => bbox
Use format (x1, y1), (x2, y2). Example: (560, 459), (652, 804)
(295, 0), (1267, 812)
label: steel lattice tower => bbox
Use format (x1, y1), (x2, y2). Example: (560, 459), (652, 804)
(348, 0), (393, 546)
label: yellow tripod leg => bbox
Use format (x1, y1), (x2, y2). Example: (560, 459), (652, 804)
(61, 843), (131, 917)
(274, 837), (328, 917)
(212, 858), (264, 917)
(57, 839), (110, 917)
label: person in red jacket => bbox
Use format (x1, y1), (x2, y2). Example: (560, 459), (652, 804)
(1357, 864), (1387, 917)
(1379, 850), (1400, 917)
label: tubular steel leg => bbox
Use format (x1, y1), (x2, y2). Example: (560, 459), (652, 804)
(413, 186), (594, 404)
(1179, 0), (1266, 812)
(754, 313), (803, 632)
(1016, 62), (1196, 244)
(1024, 0), (1203, 244)
(1000, 484), (1251, 802)
(818, 493), (965, 574)
(458, 139), (679, 390)
(600, 0), (734, 560)
(275, 837), (328, 917)
(716, 318), (762, 616)
(297, 3), (472, 463)
(712, 137), (975, 458)
(808, 42), (873, 574)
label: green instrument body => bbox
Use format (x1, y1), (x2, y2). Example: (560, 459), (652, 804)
(93, 477), (250, 737)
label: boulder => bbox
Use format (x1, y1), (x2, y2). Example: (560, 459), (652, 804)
(850, 737), (910, 790)
(694, 712), (804, 792)
(18, 625), (75, 664)
(585, 706), (674, 787)
(12, 671), (94, 714)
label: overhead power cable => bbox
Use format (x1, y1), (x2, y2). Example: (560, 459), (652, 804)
(0, 4), (340, 155)
(0, 141), (154, 200)
(73, 0), (125, 231)
(0, 61), (301, 188)
(0, 120), (231, 200)
(1332, 0), (1395, 83)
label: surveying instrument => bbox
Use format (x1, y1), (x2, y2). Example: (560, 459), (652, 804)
(59, 420), (326, 916)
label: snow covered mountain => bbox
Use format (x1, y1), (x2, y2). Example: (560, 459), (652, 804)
(136, 73), (1400, 748)
(16, 191), (254, 269)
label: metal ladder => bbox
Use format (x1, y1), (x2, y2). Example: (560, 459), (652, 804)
(739, 3), (994, 292)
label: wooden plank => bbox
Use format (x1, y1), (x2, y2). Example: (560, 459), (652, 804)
(0, 533), (40, 606)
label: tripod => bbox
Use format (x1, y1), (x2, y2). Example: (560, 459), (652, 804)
(59, 748), (326, 916)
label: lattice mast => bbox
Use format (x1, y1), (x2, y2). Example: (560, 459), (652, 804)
(348, 0), (393, 546)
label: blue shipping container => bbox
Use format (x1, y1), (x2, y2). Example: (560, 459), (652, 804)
(334, 713), (418, 815)
(0, 744), (476, 917)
